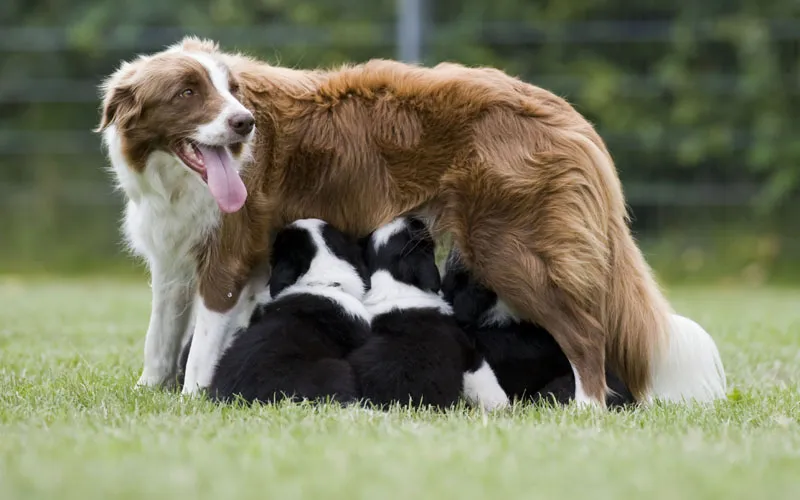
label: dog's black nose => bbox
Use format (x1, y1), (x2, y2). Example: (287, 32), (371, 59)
(228, 113), (255, 136)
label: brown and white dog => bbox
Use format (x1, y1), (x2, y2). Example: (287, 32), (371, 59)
(97, 36), (716, 406)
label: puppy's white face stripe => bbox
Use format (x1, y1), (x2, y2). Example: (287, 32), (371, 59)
(370, 217), (408, 252)
(184, 51), (253, 147)
(273, 218), (368, 318)
(291, 218), (326, 233)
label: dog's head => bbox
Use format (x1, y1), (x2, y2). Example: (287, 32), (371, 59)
(97, 37), (254, 213)
(268, 219), (370, 301)
(441, 247), (517, 327)
(363, 216), (441, 293)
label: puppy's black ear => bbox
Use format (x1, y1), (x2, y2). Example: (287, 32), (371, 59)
(414, 252), (442, 292)
(268, 226), (315, 298)
(450, 284), (497, 326)
(359, 233), (377, 275)
(268, 260), (301, 298)
(396, 250), (441, 293)
(441, 258), (497, 326)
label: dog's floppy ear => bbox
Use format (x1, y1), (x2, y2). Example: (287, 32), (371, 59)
(95, 64), (141, 132)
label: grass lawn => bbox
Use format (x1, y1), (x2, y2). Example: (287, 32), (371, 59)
(1, 278), (798, 500)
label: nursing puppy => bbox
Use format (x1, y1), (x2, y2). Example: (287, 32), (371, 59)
(441, 249), (634, 407)
(179, 219), (371, 404)
(442, 248), (726, 405)
(348, 217), (509, 411)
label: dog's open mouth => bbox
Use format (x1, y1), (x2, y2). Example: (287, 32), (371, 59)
(173, 140), (248, 214)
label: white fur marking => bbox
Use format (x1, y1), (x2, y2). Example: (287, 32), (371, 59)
(289, 219), (367, 302)
(370, 217), (408, 251)
(647, 314), (727, 403)
(569, 362), (603, 408)
(463, 360), (509, 411)
(363, 270), (452, 318)
(277, 285), (370, 322)
(480, 299), (519, 327)
(185, 52), (254, 148)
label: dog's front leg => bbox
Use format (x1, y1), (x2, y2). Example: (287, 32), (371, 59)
(136, 264), (195, 389)
(181, 281), (260, 395)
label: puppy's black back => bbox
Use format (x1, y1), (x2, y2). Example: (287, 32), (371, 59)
(211, 294), (371, 404)
(349, 309), (476, 410)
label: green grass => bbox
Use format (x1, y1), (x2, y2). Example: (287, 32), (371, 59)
(1, 279), (799, 500)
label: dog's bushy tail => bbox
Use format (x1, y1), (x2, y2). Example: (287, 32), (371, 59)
(579, 133), (726, 403)
(564, 131), (670, 401)
(604, 226), (673, 401)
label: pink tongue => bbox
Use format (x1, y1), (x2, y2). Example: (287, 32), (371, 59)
(197, 145), (248, 213)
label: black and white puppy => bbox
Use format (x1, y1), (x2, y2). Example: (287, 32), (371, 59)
(179, 218), (371, 404)
(441, 248), (636, 408)
(348, 217), (509, 411)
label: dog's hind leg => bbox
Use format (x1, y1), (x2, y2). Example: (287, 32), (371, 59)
(440, 150), (617, 407)
(467, 243), (609, 407)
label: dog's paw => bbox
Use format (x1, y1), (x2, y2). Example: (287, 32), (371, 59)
(135, 370), (176, 390)
(571, 395), (605, 410)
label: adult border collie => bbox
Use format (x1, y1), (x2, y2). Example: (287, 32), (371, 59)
(178, 218), (371, 404)
(442, 249), (727, 404)
(348, 217), (508, 411)
(101, 36), (675, 406)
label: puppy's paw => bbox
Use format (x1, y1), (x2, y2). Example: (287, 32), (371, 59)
(463, 361), (510, 412)
(479, 390), (510, 412)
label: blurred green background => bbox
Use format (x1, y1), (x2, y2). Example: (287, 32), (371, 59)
(1, 0), (798, 284)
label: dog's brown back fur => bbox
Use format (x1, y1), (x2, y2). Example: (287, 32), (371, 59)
(160, 38), (671, 401)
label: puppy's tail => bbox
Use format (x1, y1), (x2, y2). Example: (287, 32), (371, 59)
(647, 314), (727, 403)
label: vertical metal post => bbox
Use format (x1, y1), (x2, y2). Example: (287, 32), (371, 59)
(397, 0), (423, 63)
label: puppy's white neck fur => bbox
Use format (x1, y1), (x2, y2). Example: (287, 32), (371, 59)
(479, 299), (519, 327)
(363, 270), (452, 318)
(275, 283), (370, 322)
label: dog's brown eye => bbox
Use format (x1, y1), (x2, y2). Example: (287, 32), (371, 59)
(180, 88), (195, 98)
(229, 81), (239, 93)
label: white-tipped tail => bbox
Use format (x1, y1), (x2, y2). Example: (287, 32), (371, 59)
(648, 314), (727, 403)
